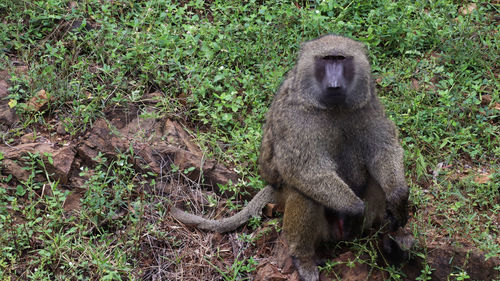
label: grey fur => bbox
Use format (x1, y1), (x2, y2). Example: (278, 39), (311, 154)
(171, 185), (275, 233)
(258, 35), (409, 281)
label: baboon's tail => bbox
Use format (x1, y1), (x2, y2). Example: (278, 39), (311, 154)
(170, 186), (276, 233)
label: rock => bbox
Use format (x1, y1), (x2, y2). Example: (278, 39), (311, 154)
(50, 146), (76, 184)
(57, 123), (67, 135)
(26, 89), (49, 112)
(164, 119), (202, 155)
(2, 159), (31, 182)
(20, 133), (36, 144)
(0, 143), (76, 184)
(77, 116), (238, 188)
(0, 103), (19, 127)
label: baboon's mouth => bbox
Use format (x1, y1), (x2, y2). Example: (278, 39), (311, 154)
(326, 87), (344, 96)
(321, 92), (346, 105)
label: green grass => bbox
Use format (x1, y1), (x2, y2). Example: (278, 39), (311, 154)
(1, 0), (499, 280)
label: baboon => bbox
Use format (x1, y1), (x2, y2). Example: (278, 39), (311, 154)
(171, 34), (410, 281)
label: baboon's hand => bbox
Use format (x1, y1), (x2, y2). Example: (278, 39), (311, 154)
(332, 189), (365, 215)
(351, 199), (366, 216)
(385, 186), (409, 231)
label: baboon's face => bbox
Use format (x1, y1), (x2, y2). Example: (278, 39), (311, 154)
(296, 35), (371, 110)
(314, 54), (355, 107)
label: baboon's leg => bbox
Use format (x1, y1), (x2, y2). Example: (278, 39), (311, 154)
(283, 189), (328, 281)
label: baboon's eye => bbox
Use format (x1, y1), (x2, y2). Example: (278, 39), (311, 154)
(323, 55), (345, 61)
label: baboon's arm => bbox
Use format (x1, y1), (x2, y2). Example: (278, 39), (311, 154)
(367, 145), (408, 229)
(274, 140), (365, 214)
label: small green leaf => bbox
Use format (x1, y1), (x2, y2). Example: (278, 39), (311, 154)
(183, 166), (195, 174)
(170, 164), (179, 173)
(213, 73), (225, 83)
(44, 152), (54, 165)
(16, 185), (26, 196)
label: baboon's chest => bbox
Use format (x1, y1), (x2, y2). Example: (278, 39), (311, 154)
(329, 131), (368, 187)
